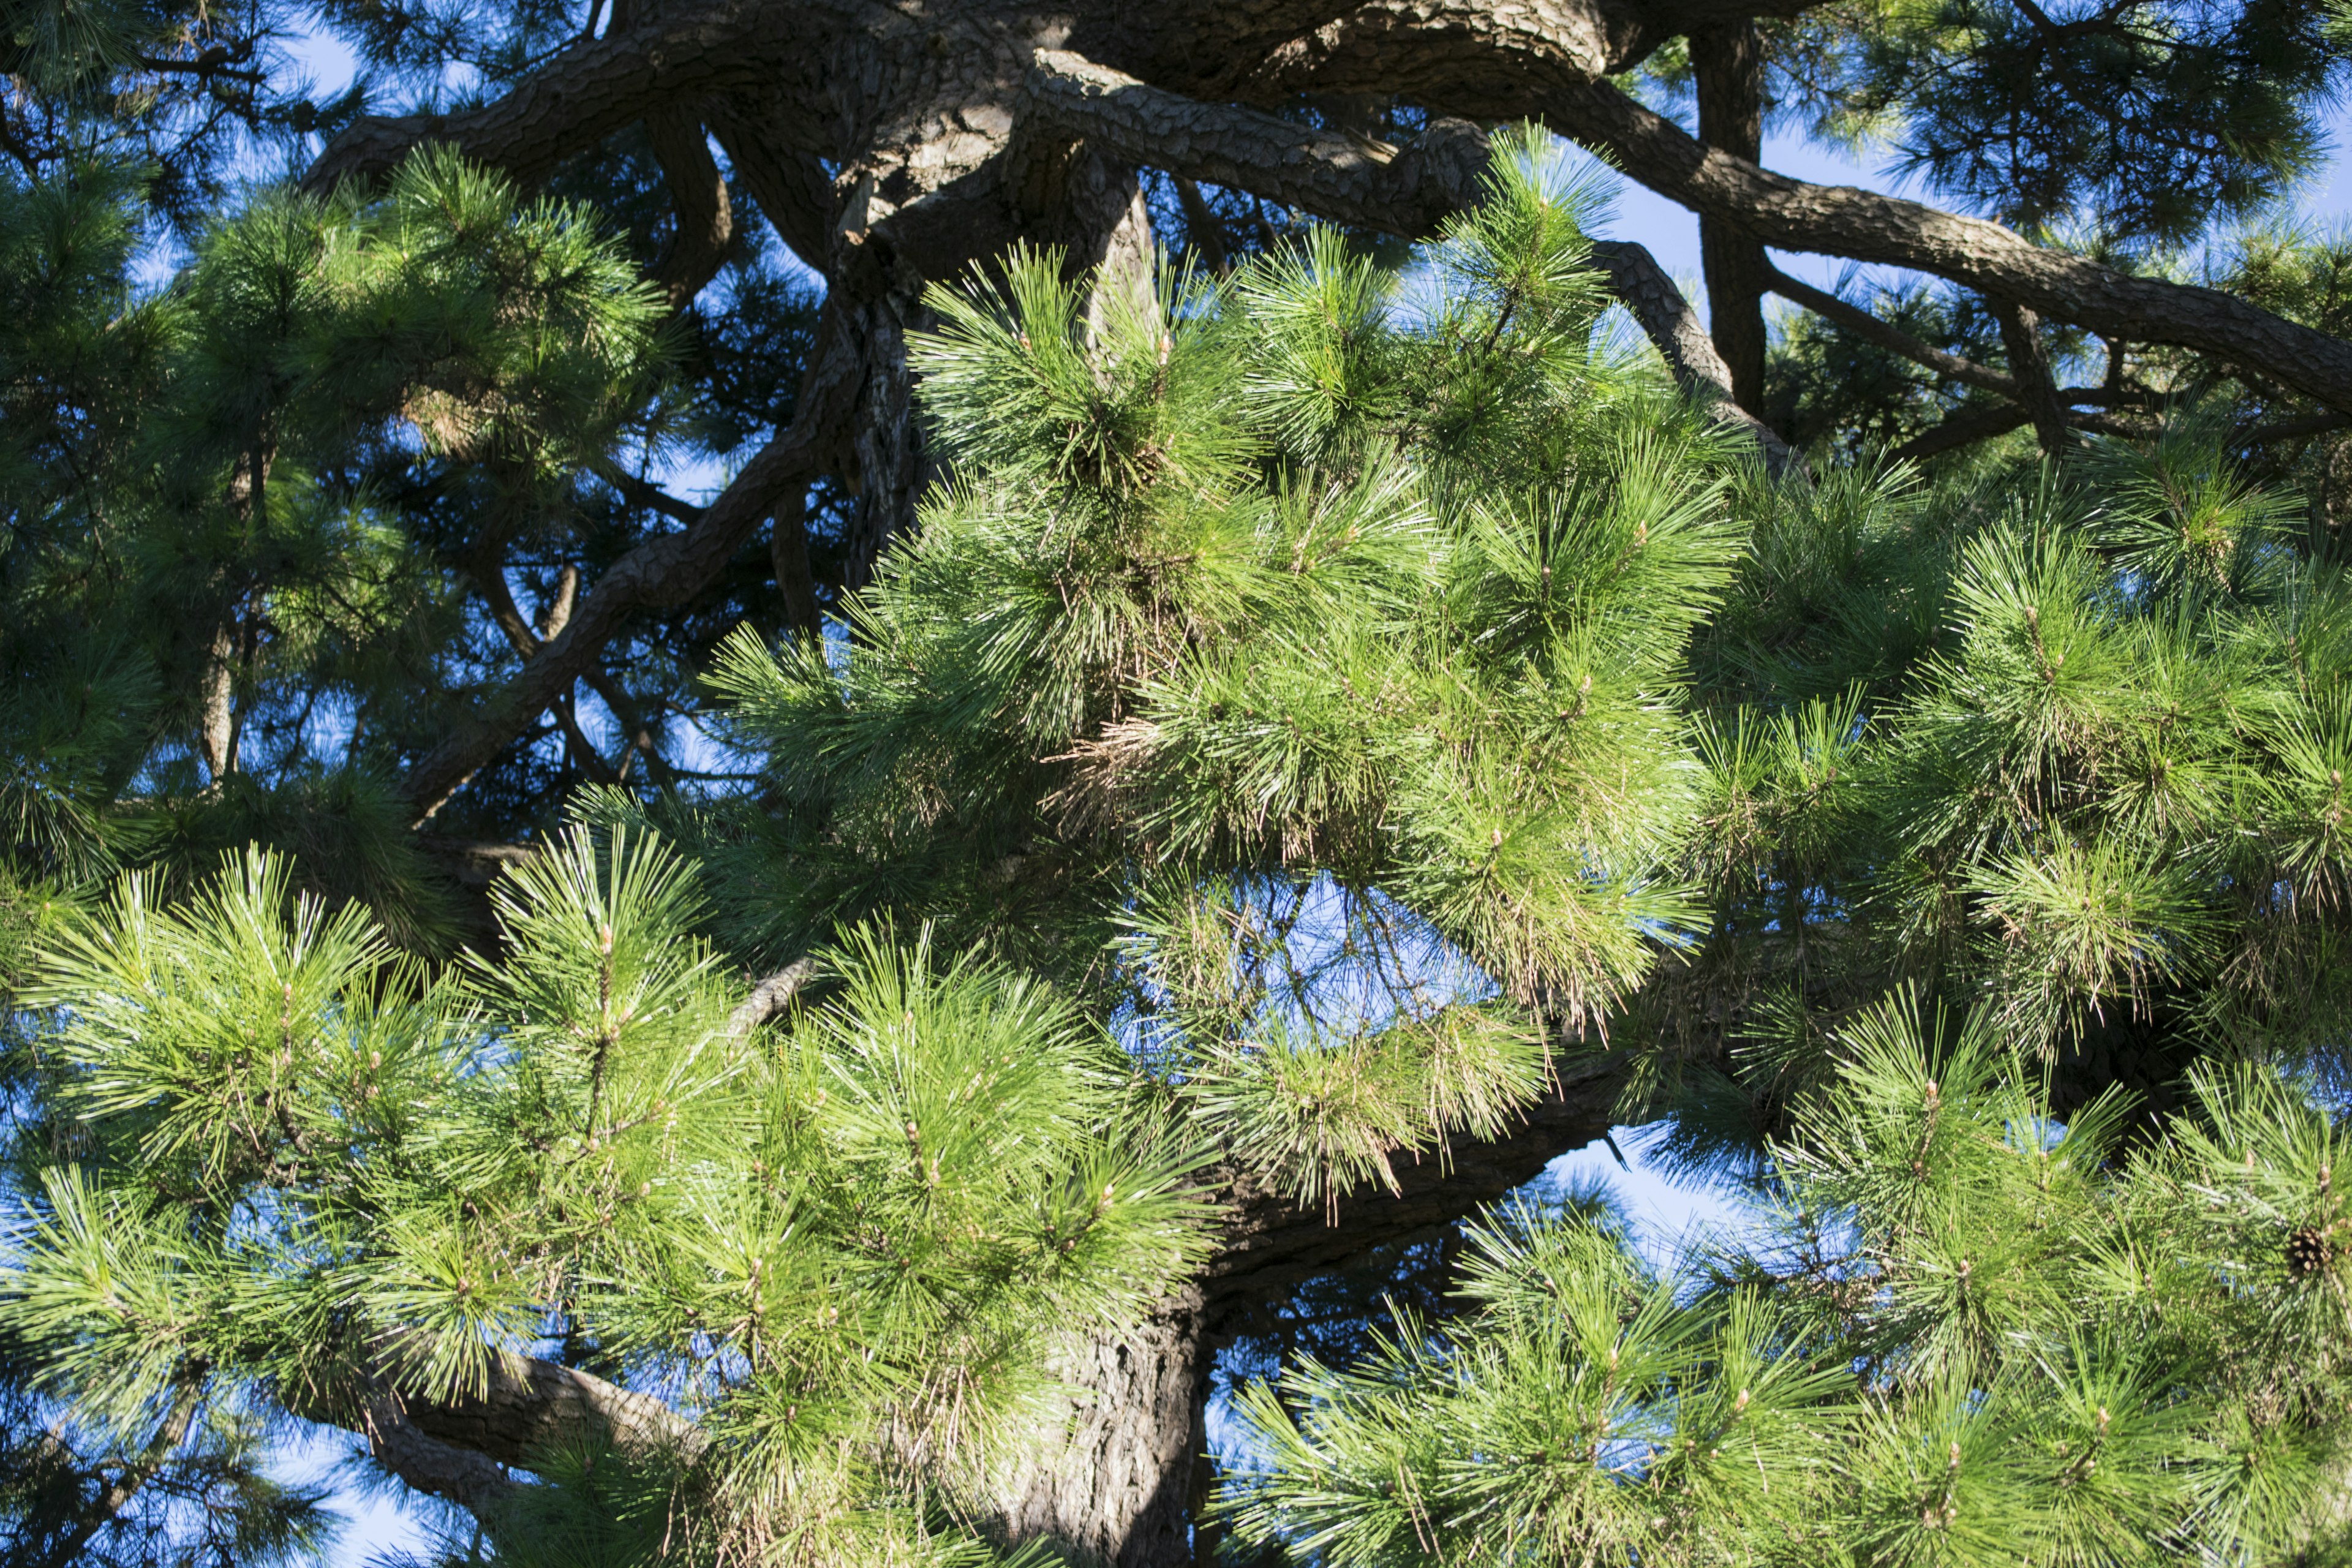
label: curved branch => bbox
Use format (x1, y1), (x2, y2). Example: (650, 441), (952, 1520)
(647, 106), (736, 307)
(302, 7), (768, 193)
(1019, 48), (1488, 238)
(2241, 410), (2352, 445)
(706, 100), (837, 272)
(398, 303), (863, 821)
(1536, 73), (2352, 415)
(357, 1400), (522, 1525)
(1019, 50), (1796, 472)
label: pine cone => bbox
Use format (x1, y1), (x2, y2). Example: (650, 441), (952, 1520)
(2287, 1225), (2334, 1280)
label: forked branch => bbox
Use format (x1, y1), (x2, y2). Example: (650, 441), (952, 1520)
(1020, 50), (1798, 472)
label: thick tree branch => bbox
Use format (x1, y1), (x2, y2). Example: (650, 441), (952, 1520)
(2242, 410), (2352, 445)
(706, 100), (837, 273)
(646, 105), (736, 307)
(1018, 48), (1488, 238)
(399, 304), (862, 821)
(1890, 404), (2033, 462)
(1993, 299), (2068, 454)
(1691, 20), (1766, 414)
(303, 8), (771, 193)
(1198, 1052), (1623, 1318)
(357, 1400), (522, 1525)
(728, 956), (818, 1038)
(382, 1346), (704, 1471)
(295, 1342), (704, 1531)
(1019, 50), (1798, 472)
(1535, 73), (2352, 415)
(1587, 239), (1800, 473)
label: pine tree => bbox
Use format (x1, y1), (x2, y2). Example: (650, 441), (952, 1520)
(1218, 991), (2352, 1566)
(10, 8), (2352, 1557)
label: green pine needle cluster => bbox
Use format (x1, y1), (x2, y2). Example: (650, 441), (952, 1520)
(7, 830), (1204, 1560)
(1218, 993), (2352, 1565)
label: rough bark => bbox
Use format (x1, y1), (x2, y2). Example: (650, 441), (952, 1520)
(305, 0), (2352, 415)
(992, 1291), (1215, 1567)
(1992, 298), (2068, 454)
(984, 1052), (1623, 1566)
(1691, 20), (1766, 414)
(1020, 50), (1798, 471)
(726, 955), (819, 1036)
(646, 103), (735, 306)
(706, 97), (835, 271)
(312, 0), (2352, 818)
(285, 0), (2352, 1554)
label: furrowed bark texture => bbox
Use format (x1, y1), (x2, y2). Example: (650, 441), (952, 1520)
(296, 0), (2352, 1556)
(1690, 20), (1766, 414)
(323, 0), (2352, 817)
(986, 1054), (1622, 1564)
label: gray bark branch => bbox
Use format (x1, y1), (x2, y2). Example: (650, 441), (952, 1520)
(1535, 72), (2352, 414)
(398, 302), (863, 821)
(1020, 49), (1799, 473)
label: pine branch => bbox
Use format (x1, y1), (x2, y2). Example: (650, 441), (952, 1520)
(1018, 49), (1800, 472)
(31, 1371), (206, 1568)
(1537, 70), (2352, 413)
(398, 302), (862, 821)
(646, 105), (735, 308)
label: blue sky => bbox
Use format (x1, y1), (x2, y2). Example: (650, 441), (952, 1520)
(251, 18), (2348, 1561)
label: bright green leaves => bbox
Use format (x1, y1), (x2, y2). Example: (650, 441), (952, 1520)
(31, 846), (415, 1189)
(1219, 1202), (1840, 1566)
(696, 145), (1750, 1223)
(1222, 993), (2352, 1566)
(1675, 428), (2352, 1087)
(913, 244), (1240, 499)
(718, 150), (1735, 1042)
(1691, 688), (1872, 900)
(318, 146), (669, 475)
(1183, 1004), (1548, 1215)
(2, 831), (1205, 1553)
(1232, 227), (1404, 468)
(2082, 421), (2301, 598)
(473, 824), (726, 1148)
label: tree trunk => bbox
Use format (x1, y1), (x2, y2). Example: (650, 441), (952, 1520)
(1691, 20), (1766, 415)
(990, 1290), (1215, 1567)
(984, 1055), (1627, 1562)
(289, 0), (2352, 1547)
